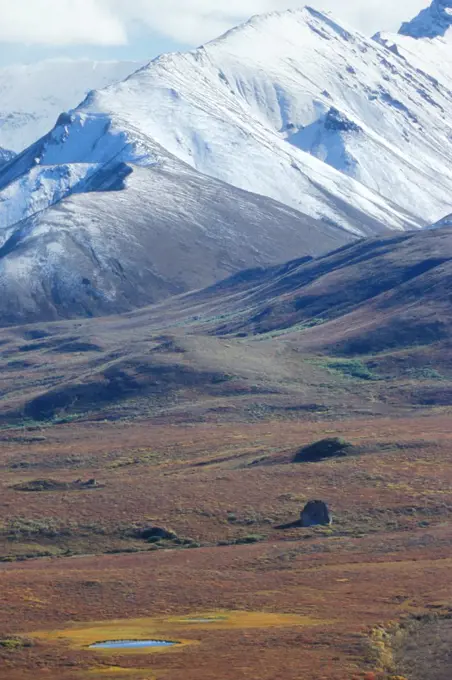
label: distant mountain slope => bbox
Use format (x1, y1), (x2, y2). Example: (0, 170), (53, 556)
(1, 228), (452, 423)
(175, 227), (452, 356)
(4, 5), (452, 244)
(0, 59), (142, 151)
(0, 156), (353, 326)
(2, 5), (452, 328)
(375, 0), (452, 89)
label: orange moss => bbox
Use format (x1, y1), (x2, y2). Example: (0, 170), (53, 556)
(29, 610), (321, 654)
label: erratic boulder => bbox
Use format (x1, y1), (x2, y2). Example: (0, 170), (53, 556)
(301, 500), (332, 527)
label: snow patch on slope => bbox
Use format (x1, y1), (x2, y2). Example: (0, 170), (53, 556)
(287, 107), (361, 175)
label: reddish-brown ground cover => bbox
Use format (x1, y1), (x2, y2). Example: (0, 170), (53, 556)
(1, 414), (452, 679)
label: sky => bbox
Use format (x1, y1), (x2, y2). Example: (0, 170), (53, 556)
(0, 0), (430, 66)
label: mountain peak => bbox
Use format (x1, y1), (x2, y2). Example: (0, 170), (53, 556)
(204, 5), (352, 50)
(399, 0), (452, 39)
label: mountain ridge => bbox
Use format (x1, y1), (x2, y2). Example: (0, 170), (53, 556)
(71, 5), (452, 224)
(0, 4), (452, 326)
(376, 0), (452, 89)
(1, 227), (452, 424)
(0, 160), (353, 326)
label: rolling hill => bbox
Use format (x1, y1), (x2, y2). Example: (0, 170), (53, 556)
(0, 227), (451, 424)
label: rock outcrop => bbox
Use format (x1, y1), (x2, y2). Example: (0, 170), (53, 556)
(300, 500), (332, 527)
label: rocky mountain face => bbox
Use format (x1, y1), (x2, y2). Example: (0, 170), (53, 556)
(399, 0), (452, 38)
(0, 147), (15, 167)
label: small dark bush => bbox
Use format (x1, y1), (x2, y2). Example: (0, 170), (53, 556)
(12, 478), (102, 492)
(4, 517), (71, 540)
(137, 527), (177, 541)
(294, 437), (353, 463)
(0, 637), (33, 650)
(234, 534), (264, 545)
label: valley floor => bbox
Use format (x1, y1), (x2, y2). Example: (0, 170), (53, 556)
(1, 413), (452, 679)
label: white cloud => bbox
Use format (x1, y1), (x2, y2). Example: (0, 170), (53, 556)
(0, 0), (127, 45)
(0, 0), (430, 46)
(119, 0), (430, 42)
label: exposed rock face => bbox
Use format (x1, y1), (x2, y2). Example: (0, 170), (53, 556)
(324, 108), (361, 134)
(0, 147), (15, 167)
(399, 0), (452, 39)
(300, 500), (332, 527)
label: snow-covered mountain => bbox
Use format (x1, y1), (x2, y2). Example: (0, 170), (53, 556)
(431, 212), (452, 229)
(1, 4), (452, 324)
(0, 59), (142, 152)
(1, 8), (434, 240)
(376, 1), (452, 89)
(187, 6), (452, 226)
(4, 6), (452, 233)
(0, 160), (352, 325)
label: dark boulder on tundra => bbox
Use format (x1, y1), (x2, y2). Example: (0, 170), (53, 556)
(300, 500), (332, 527)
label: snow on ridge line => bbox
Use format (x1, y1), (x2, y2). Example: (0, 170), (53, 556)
(1, 97), (420, 238)
(204, 5), (359, 48)
(0, 111), (162, 232)
(1, 3), (450, 240)
(69, 14), (426, 233)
